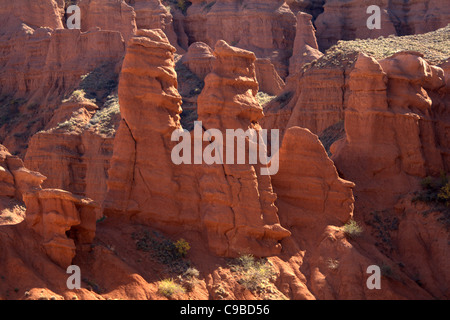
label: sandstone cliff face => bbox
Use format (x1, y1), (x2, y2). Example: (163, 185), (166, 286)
(79, 0), (137, 43)
(195, 40), (291, 256)
(331, 52), (447, 208)
(314, 0), (450, 50)
(0, 145), (97, 268)
(261, 61), (349, 137)
(105, 31), (290, 257)
(0, 0), (63, 31)
(272, 127), (354, 227)
(289, 12), (323, 75)
(181, 41), (214, 80)
(315, 0), (397, 50)
(183, 0), (296, 79)
(131, 0), (184, 52)
(388, 0), (450, 36)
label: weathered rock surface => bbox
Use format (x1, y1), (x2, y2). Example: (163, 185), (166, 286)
(0, 145), (97, 268)
(183, 0), (296, 78)
(315, 0), (397, 50)
(331, 52), (447, 208)
(314, 0), (450, 50)
(78, 0), (137, 43)
(181, 42), (214, 80)
(289, 12), (323, 75)
(0, 0), (63, 31)
(105, 31), (290, 257)
(130, 0), (184, 52)
(255, 58), (285, 96)
(272, 127), (355, 227)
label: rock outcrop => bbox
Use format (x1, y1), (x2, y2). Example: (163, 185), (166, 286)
(183, 0), (296, 78)
(315, 0), (397, 50)
(0, 0), (63, 31)
(331, 52), (447, 208)
(196, 40), (291, 256)
(255, 59), (285, 96)
(0, 145), (97, 268)
(289, 12), (323, 75)
(181, 42), (214, 80)
(272, 127), (355, 227)
(105, 32), (291, 257)
(130, 0), (184, 52)
(314, 0), (450, 50)
(78, 0), (137, 43)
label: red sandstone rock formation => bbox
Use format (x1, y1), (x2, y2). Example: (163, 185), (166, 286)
(0, 0), (63, 31)
(289, 12), (323, 75)
(181, 42), (214, 80)
(314, 0), (450, 50)
(261, 61), (348, 137)
(78, 0), (137, 43)
(272, 126), (355, 227)
(315, 0), (397, 50)
(331, 52), (447, 208)
(183, 0), (296, 78)
(0, 145), (97, 268)
(255, 58), (285, 96)
(388, 0), (450, 36)
(106, 31), (290, 257)
(196, 40), (291, 256)
(131, 0), (184, 52)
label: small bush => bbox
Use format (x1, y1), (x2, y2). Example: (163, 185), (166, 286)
(438, 182), (450, 206)
(175, 239), (191, 257)
(134, 230), (191, 274)
(183, 267), (199, 279)
(414, 173), (449, 207)
(343, 219), (363, 238)
(158, 279), (185, 298)
(256, 92), (276, 107)
(327, 258), (340, 270)
(230, 254), (276, 293)
(180, 267), (200, 292)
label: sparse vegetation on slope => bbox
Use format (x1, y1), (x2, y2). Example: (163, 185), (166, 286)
(309, 25), (450, 70)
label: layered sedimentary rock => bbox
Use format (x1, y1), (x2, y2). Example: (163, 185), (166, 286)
(315, 0), (397, 50)
(314, 0), (450, 50)
(255, 59), (285, 96)
(181, 42), (214, 80)
(0, 24), (124, 156)
(183, 0), (296, 78)
(105, 31), (290, 257)
(0, 0), (63, 31)
(196, 40), (291, 256)
(130, 0), (183, 52)
(25, 131), (114, 206)
(331, 52), (447, 208)
(78, 0), (137, 43)
(24, 188), (97, 267)
(104, 28), (183, 220)
(388, 0), (450, 36)
(261, 62), (348, 137)
(272, 126), (354, 227)
(0, 27), (124, 101)
(0, 145), (97, 268)
(289, 12), (323, 75)
(181, 42), (285, 95)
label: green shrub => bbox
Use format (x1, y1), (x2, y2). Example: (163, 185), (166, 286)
(229, 254), (276, 293)
(175, 238), (191, 257)
(343, 219), (363, 238)
(158, 279), (185, 298)
(413, 173), (449, 207)
(134, 230), (191, 274)
(438, 182), (450, 206)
